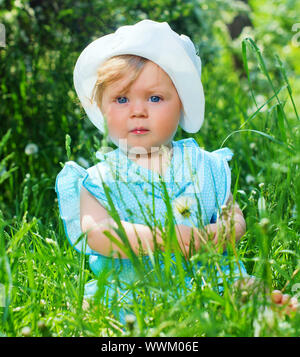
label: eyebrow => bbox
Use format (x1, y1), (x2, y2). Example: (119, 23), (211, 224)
(108, 86), (130, 98)
(145, 87), (173, 97)
(110, 86), (171, 97)
(146, 85), (166, 92)
(107, 76), (173, 98)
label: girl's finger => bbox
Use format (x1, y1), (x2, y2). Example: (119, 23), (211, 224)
(271, 290), (282, 304)
(289, 296), (298, 310)
(281, 294), (291, 305)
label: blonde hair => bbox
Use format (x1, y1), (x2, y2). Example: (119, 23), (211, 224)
(91, 55), (149, 109)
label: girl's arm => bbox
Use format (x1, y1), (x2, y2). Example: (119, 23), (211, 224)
(215, 192), (246, 244)
(80, 187), (244, 258)
(80, 186), (165, 258)
(183, 192), (246, 252)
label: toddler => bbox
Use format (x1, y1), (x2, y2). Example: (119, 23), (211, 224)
(55, 20), (296, 320)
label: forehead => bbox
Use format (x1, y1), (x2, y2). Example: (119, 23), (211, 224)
(141, 61), (173, 84)
(107, 61), (175, 94)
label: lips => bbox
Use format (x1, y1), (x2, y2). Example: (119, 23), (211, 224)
(131, 126), (148, 131)
(130, 127), (149, 134)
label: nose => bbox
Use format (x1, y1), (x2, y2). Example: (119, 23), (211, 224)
(130, 100), (147, 118)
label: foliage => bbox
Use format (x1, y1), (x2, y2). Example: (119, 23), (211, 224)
(0, 0), (300, 337)
(0, 0), (247, 216)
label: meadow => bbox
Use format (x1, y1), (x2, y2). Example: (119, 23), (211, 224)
(0, 0), (300, 337)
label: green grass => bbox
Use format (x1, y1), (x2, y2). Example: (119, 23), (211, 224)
(0, 38), (300, 337)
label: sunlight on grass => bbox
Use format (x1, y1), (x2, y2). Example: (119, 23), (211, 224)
(1, 36), (300, 337)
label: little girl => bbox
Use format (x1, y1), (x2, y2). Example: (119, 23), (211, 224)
(55, 20), (296, 319)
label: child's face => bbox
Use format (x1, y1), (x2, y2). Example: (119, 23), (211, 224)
(101, 60), (182, 155)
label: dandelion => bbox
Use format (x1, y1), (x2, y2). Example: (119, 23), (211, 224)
(249, 190), (257, 202)
(45, 238), (57, 246)
(271, 162), (288, 173)
(21, 326), (31, 337)
(82, 299), (90, 311)
(172, 196), (197, 220)
(125, 314), (136, 331)
(74, 108), (81, 115)
(37, 320), (46, 331)
(255, 94), (268, 112)
(13, 306), (23, 312)
(237, 190), (246, 196)
(246, 105), (258, 116)
(258, 196), (266, 213)
(25, 143), (38, 155)
(259, 217), (270, 228)
(246, 175), (255, 184)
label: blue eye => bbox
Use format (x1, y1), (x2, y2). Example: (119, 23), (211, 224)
(149, 96), (161, 103)
(116, 97), (128, 104)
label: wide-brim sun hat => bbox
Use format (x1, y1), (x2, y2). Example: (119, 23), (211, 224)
(73, 19), (205, 134)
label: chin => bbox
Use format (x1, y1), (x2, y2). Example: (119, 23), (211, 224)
(127, 147), (149, 155)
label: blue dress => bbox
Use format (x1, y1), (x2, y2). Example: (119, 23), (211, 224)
(55, 138), (247, 308)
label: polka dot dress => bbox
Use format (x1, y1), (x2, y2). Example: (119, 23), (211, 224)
(55, 138), (247, 301)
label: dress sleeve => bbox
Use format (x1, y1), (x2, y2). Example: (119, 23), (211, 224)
(209, 147), (233, 224)
(82, 165), (111, 210)
(55, 161), (108, 255)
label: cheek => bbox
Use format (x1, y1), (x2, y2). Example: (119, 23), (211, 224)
(155, 103), (181, 126)
(104, 108), (114, 123)
(152, 108), (179, 135)
(105, 107), (126, 132)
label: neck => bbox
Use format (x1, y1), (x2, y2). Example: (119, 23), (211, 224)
(127, 143), (172, 161)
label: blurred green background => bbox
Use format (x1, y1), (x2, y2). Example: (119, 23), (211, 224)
(1, 0), (300, 337)
(1, 0), (299, 220)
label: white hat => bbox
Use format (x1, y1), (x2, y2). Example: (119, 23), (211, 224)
(73, 19), (205, 134)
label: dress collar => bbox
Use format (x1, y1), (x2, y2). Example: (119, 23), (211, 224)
(114, 140), (178, 183)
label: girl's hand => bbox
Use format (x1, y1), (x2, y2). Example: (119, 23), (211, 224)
(174, 224), (193, 256)
(271, 290), (298, 316)
(203, 223), (218, 243)
(175, 224), (218, 257)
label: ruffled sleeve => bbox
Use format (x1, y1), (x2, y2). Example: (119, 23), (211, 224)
(209, 147), (233, 223)
(55, 161), (108, 255)
(82, 165), (112, 210)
